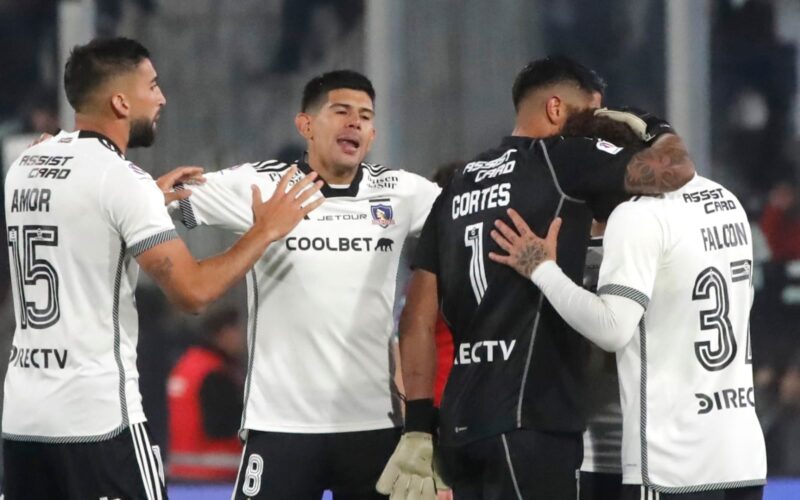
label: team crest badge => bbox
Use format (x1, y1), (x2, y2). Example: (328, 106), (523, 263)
(371, 204), (395, 228)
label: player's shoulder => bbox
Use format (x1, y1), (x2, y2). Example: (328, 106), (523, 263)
(361, 162), (433, 188)
(608, 195), (663, 226)
(207, 159), (290, 185)
(250, 159), (293, 173)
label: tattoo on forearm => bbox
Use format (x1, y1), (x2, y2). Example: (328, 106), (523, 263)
(151, 256), (173, 282)
(625, 135), (691, 193)
(517, 240), (548, 277)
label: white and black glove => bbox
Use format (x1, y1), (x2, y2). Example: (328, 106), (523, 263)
(594, 106), (674, 143)
(376, 399), (449, 499)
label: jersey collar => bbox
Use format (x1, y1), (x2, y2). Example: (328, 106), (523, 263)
(297, 155), (364, 198)
(78, 130), (125, 158)
(501, 135), (536, 150)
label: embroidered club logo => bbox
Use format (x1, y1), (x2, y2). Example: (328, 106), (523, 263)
(371, 204), (395, 228)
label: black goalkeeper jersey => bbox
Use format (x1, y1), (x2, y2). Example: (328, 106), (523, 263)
(414, 135), (641, 446)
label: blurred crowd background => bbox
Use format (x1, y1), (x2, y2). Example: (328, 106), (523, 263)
(1, 0), (800, 489)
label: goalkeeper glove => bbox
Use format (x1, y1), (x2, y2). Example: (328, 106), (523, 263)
(594, 107), (674, 143)
(376, 399), (449, 499)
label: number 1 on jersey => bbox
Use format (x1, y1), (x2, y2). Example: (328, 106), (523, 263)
(464, 223), (488, 304)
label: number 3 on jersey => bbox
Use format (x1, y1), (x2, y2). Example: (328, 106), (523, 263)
(692, 266), (737, 371)
(7, 225), (60, 329)
(464, 223), (488, 303)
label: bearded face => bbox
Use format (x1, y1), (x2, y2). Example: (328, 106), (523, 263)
(128, 115), (156, 148)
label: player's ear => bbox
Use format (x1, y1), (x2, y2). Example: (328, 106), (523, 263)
(110, 93), (130, 119)
(545, 95), (562, 125)
(295, 113), (313, 140)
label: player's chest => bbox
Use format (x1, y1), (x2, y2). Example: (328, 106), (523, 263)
(280, 196), (409, 258)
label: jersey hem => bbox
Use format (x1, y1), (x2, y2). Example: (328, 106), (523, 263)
(242, 419), (400, 434)
(639, 478), (766, 494)
(4, 425), (123, 444)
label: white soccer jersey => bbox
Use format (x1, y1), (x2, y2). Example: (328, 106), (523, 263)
(179, 160), (440, 433)
(598, 175), (766, 492)
(3, 130), (177, 442)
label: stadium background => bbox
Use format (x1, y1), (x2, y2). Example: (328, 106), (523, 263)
(1, 0), (800, 498)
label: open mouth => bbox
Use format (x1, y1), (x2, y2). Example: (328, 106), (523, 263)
(337, 137), (360, 154)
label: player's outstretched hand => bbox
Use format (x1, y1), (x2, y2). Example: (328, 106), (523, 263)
(157, 166), (206, 205)
(489, 209), (561, 278)
(376, 432), (447, 500)
(251, 165), (324, 243)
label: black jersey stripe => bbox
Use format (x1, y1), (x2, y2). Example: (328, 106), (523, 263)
(597, 284), (650, 309)
(240, 269), (260, 431)
(128, 229), (179, 257)
(113, 239), (129, 431)
(252, 160), (290, 172)
(364, 162), (390, 175)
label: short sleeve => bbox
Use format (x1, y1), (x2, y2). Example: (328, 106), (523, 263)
(412, 192), (445, 274)
(542, 137), (643, 199)
(407, 173), (442, 236)
(100, 163), (178, 257)
(597, 201), (664, 305)
(181, 165), (274, 234)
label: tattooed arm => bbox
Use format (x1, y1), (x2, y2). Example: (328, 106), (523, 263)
(488, 208), (644, 351)
(624, 134), (695, 194)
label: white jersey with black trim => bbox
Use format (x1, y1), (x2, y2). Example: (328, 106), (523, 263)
(180, 160), (440, 433)
(3, 130), (178, 442)
(580, 237), (623, 475)
(598, 175), (766, 492)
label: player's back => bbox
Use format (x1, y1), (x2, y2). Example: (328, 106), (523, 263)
(430, 136), (598, 446)
(612, 175), (766, 491)
(3, 130), (171, 441)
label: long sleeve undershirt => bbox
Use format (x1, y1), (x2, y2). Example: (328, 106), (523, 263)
(531, 260), (645, 352)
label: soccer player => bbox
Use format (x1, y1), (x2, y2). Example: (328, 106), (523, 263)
(175, 70), (441, 499)
(377, 57), (695, 500)
(2, 37), (321, 500)
(489, 111), (767, 499)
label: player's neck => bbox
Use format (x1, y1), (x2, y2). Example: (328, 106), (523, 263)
(306, 153), (358, 186)
(511, 113), (557, 139)
(74, 114), (129, 154)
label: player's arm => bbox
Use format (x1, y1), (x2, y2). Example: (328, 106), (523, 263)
(138, 167), (323, 313)
(488, 208), (654, 351)
(399, 269), (439, 402)
(377, 199), (448, 499)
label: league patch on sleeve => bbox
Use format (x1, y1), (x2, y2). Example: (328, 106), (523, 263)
(596, 140), (623, 155)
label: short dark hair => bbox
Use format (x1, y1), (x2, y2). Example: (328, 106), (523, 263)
(301, 70), (375, 112)
(561, 109), (642, 148)
(512, 55), (606, 111)
(64, 37), (150, 112)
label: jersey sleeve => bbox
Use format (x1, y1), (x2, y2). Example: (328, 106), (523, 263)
(180, 165), (269, 233)
(99, 162), (178, 257)
(412, 192), (445, 274)
(543, 137), (642, 200)
(596, 201), (664, 305)
(407, 173), (442, 236)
